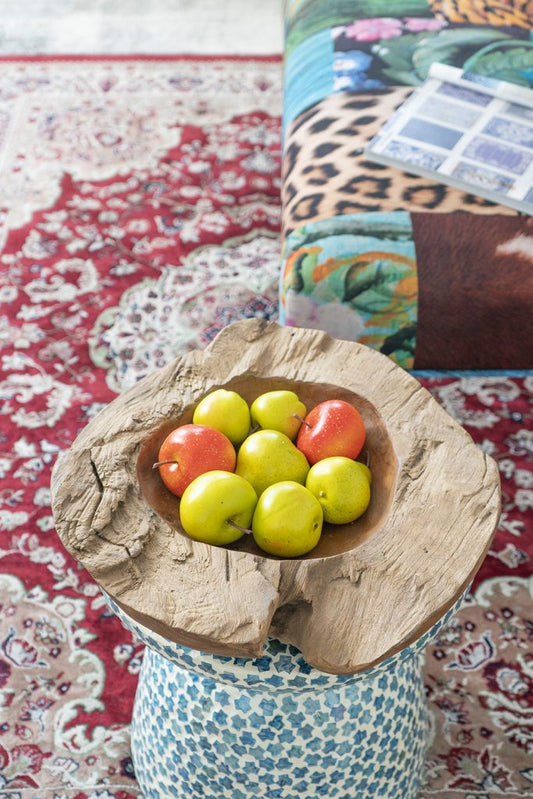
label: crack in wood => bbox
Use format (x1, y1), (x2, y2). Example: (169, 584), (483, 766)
(51, 320), (501, 674)
(90, 456), (104, 495)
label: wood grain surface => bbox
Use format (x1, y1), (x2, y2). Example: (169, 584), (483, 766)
(51, 319), (501, 674)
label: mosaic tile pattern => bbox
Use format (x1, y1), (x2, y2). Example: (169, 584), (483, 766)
(133, 646), (428, 799)
(105, 591), (470, 797)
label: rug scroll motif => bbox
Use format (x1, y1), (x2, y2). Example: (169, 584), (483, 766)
(0, 57), (531, 798)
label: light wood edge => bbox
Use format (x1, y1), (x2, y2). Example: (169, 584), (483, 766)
(51, 319), (501, 674)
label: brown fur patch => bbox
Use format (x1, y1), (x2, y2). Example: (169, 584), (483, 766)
(413, 212), (533, 369)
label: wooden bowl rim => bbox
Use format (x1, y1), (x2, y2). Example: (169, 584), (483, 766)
(51, 320), (501, 674)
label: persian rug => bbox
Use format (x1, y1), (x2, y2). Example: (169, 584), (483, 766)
(0, 56), (531, 799)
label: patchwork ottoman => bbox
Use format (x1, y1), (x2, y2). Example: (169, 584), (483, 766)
(51, 319), (501, 798)
(280, 0), (533, 372)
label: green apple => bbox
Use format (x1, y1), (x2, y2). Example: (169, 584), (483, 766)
(192, 388), (251, 446)
(235, 429), (310, 496)
(356, 461), (372, 485)
(179, 470), (257, 546)
(250, 390), (307, 440)
(305, 456), (371, 524)
(252, 481), (323, 557)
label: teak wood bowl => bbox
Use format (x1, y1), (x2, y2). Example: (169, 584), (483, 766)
(51, 320), (501, 674)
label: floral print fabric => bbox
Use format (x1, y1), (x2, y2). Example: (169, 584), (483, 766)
(280, 212), (417, 368)
(284, 0), (532, 127)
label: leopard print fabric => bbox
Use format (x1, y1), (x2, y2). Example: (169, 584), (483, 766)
(282, 89), (518, 235)
(429, 0), (532, 28)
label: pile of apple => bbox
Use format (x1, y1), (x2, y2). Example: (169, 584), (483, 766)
(152, 388), (372, 558)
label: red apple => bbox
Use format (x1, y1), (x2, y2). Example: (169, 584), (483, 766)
(296, 399), (365, 465)
(153, 424), (236, 497)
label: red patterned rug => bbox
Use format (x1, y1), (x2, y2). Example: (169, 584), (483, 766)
(0, 57), (531, 798)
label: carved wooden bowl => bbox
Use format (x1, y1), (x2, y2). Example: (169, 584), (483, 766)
(51, 320), (501, 674)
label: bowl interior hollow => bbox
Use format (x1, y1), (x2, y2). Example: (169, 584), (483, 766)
(136, 376), (397, 560)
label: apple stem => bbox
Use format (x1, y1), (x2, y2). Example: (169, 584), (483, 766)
(293, 413), (311, 428)
(152, 460), (178, 470)
(228, 519), (253, 535)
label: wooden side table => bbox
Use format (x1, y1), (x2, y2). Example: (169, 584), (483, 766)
(51, 319), (501, 798)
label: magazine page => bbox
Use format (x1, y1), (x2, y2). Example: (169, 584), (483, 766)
(364, 63), (533, 214)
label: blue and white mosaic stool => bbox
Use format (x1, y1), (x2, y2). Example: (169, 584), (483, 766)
(107, 592), (467, 799)
(51, 321), (501, 799)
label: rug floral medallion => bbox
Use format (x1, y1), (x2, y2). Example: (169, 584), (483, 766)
(0, 57), (531, 798)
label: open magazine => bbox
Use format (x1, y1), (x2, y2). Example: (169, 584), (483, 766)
(364, 63), (533, 214)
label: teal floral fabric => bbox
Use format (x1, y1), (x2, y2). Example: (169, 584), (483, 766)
(284, 2), (532, 128)
(280, 213), (417, 368)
